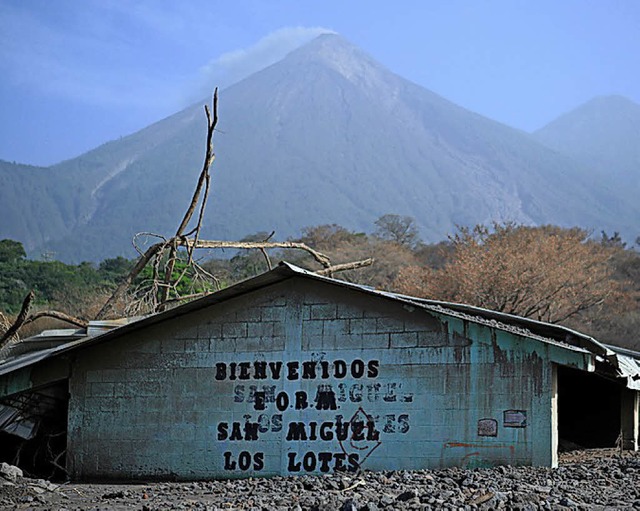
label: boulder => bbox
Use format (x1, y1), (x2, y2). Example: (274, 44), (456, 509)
(0, 462), (23, 482)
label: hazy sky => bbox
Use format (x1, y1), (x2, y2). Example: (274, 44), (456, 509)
(1, 0), (639, 166)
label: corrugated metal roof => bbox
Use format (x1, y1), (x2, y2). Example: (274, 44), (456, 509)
(1, 262), (638, 385)
(0, 337), (88, 376)
(0, 318), (144, 376)
(603, 344), (640, 390)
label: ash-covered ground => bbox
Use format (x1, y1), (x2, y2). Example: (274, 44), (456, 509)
(2, 449), (640, 510)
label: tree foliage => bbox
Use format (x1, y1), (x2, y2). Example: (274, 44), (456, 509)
(0, 249), (132, 316)
(299, 224), (367, 251)
(374, 214), (421, 248)
(2, 218), (640, 350)
(569, 238), (640, 349)
(394, 223), (627, 323)
(0, 239), (26, 264)
(288, 223), (419, 290)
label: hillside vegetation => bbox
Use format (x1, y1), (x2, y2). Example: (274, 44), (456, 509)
(1, 218), (638, 350)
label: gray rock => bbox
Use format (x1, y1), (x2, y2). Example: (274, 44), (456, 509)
(341, 499), (357, 511)
(396, 490), (418, 502)
(0, 462), (22, 481)
(380, 494), (395, 506)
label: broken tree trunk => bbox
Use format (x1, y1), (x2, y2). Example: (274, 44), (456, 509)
(85, 89), (376, 321)
(0, 290), (89, 356)
(158, 89), (218, 311)
(95, 241), (165, 320)
(0, 290), (34, 348)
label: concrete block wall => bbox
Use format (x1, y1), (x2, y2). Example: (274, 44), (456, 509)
(67, 278), (588, 479)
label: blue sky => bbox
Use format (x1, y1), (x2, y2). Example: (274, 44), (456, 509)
(1, 0), (639, 166)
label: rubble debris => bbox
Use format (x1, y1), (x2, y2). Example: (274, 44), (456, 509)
(0, 449), (640, 509)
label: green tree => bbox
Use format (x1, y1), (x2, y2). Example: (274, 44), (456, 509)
(0, 239), (26, 264)
(98, 257), (135, 284)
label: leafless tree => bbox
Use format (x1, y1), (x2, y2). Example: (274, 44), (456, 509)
(1, 89), (373, 342)
(394, 223), (627, 324)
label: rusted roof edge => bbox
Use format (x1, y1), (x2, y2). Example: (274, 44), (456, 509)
(277, 263), (608, 354)
(0, 262), (634, 381)
(277, 264), (632, 379)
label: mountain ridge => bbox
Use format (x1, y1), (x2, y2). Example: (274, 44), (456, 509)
(1, 34), (638, 262)
(533, 95), (640, 203)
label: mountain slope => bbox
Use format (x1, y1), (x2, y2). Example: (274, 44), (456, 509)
(0, 104), (205, 258)
(533, 95), (640, 202)
(210, 35), (626, 235)
(1, 35), (638, 262)
(0, 160), (75, 250)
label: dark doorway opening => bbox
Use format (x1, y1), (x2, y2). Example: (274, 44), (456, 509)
(557, 365), (621, 450)
(0, 380), (69, 480)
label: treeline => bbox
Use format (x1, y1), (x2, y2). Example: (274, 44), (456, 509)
(1, 215), (639, 349)
(0, 239), (133, 317)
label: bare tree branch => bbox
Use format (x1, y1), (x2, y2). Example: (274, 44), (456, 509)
(258, 231), (276, 271)
(158, 90), (219, 311)
(132, 232), (167, 256)
(23, 311), (89, 329)
(183, 239), (332, 268)
(315, 258), (375, 276)
(191, 260), (221, 291)
(0, 291), (34, 348)
(96, 241), (165, 320)
(176, 90), (218, 237)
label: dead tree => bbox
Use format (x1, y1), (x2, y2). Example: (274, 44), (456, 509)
(0, 291), (34, 350)
(96, 88), (373, 320)
(4, 89), (374, 339)
(0, 292), (90, 359)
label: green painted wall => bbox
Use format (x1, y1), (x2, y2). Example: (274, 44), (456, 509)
(63, 278), (591, 479)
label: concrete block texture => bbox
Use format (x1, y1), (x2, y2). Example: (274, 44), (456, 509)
(66, 277), (585, 480)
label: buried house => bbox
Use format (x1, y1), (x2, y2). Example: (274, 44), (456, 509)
(0, 262), (639, 480)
